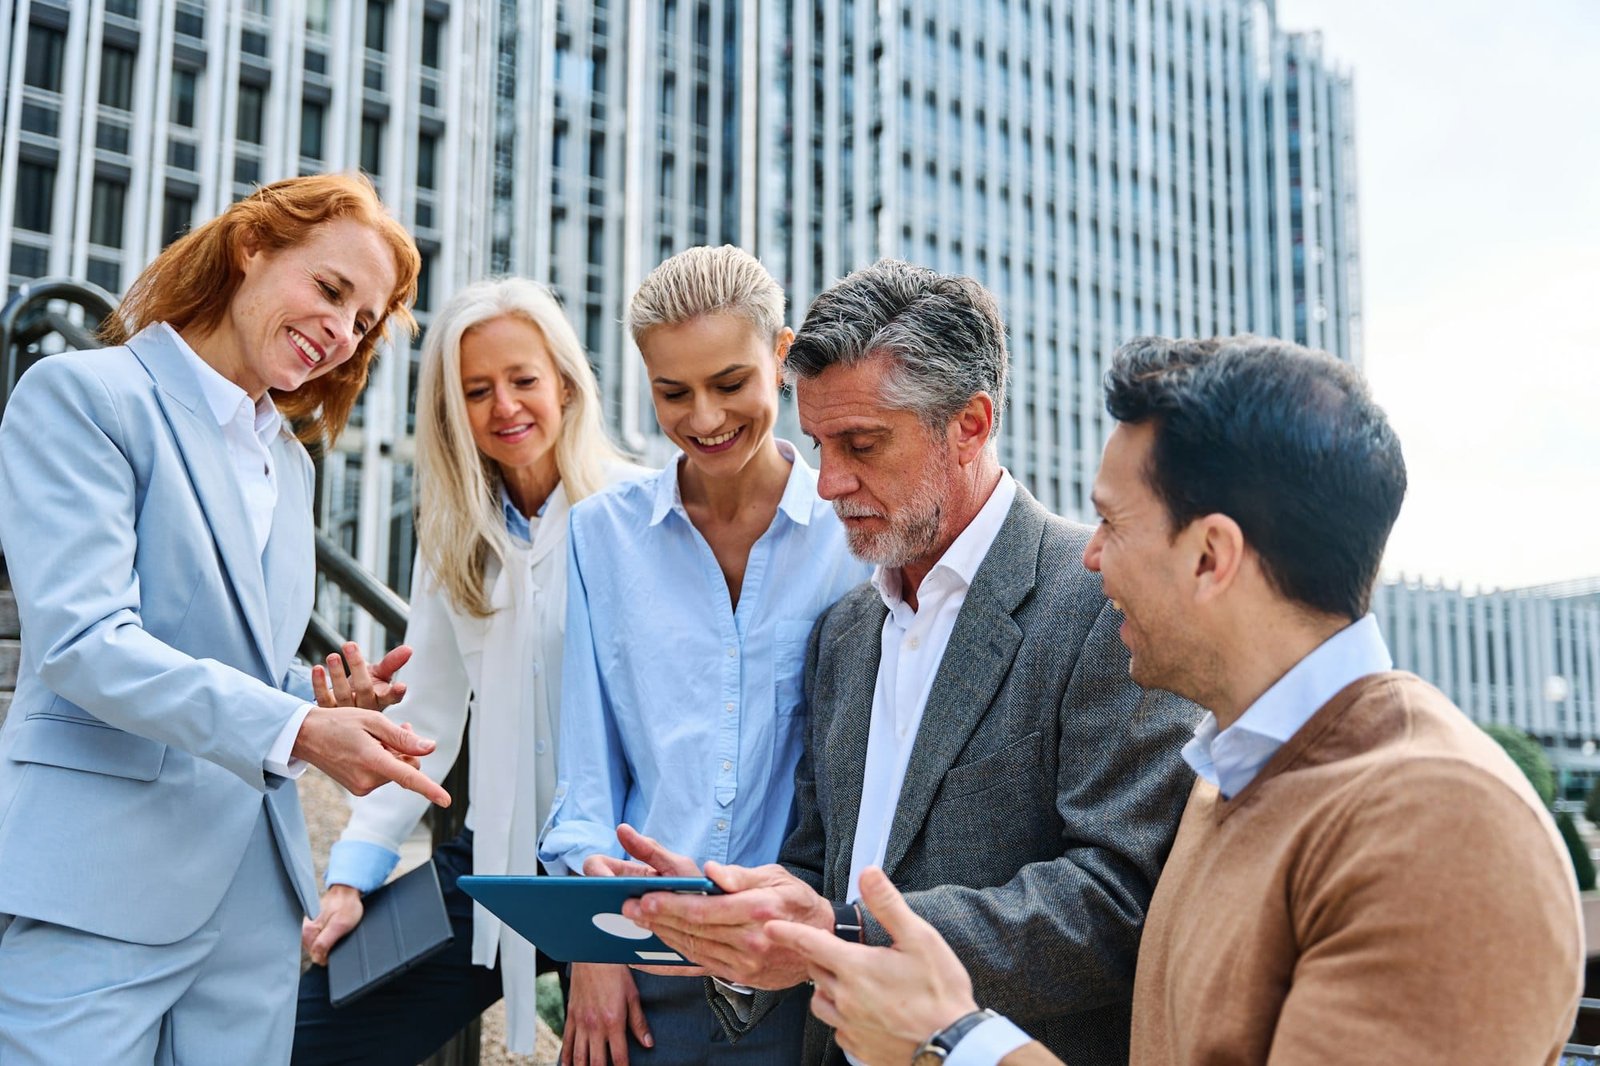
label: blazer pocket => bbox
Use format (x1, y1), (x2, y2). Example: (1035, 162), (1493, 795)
(11, 714), (167, 782)
(939, 730), (1043, 801)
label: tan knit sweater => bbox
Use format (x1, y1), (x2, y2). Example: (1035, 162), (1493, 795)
(1128, 672), (1583, 1065)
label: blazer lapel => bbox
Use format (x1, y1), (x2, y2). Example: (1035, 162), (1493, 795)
(879, 491), (1044, 878)
(819, 597), (887, 898)
(130, 329), (276, 676)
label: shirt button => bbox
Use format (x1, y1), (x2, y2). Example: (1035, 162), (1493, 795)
(536, 740), (548, 754)
(722, 760), (732, 771)
(531, 663), (541, 676)
(726, 647), (736, 658)
(907, 636), (921, 649)
(725, 702), (735, 712)
(717, 820), (728, 832)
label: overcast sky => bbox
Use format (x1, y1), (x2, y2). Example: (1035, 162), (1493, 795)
(1274, 0), (1599, 591)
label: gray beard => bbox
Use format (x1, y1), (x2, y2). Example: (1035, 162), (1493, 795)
(839, 495), (943, 568)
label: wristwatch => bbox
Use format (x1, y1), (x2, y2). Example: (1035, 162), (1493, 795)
(910, 1008), (1000, 1065)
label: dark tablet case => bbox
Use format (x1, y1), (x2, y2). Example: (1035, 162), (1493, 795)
(327, 860), (454, 1007)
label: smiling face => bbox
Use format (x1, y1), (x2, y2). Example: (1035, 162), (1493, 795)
(217, 218), (397, 400)
(797, 356), (962, 569)
(639, 312), (786, 477)
(1083, 420), (1202, 694)
(459, 314), (569, 482)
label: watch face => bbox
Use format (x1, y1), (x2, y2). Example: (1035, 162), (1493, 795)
(911, 1052), (947, 1066)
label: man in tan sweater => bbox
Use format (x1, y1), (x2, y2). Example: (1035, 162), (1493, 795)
(764, 335), (1585, 1065)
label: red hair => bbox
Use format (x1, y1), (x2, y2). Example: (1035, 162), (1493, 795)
(104, 173), (420, 444)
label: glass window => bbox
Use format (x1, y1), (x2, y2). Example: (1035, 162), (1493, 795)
(416, 132), (437, 190)
(301, 100), (325, 159)
(361, 117), (384, 174)
(90, 178), (127, 248)
(24, 24), (66, 91)
(421, 15), (443, 68)
(306, 0), (330, 34)
(170, 68), (198, 127)
(237, 83), (265, 144)
(100, 45), (137, 111)
(162, 192), (193, 247)
(14, 162), (55, 233)
(365, 0), (388, 51)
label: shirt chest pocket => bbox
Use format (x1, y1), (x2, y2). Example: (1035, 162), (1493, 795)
(773, 619), (816, 717)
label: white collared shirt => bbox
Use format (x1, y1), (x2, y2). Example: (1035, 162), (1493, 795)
(163, 323), (282, 554)
(164, 323), (307, 777)
(845, 471), (1018, 905)
(1182, 613), (1393, 799)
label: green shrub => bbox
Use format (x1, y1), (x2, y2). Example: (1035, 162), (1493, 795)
(536, 969), (564, 1035)
(1556, 811), (1597, 892)
(1482, 724), (1556, 807)
(1585, 778), (1600, 826)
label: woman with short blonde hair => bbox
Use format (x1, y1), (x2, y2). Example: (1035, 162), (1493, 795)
(540, 246), (870, 1064)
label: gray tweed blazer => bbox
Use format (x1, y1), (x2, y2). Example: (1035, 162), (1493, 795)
(710, 486), (1199, 1066)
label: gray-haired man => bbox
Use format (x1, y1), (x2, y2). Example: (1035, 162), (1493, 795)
(600, 260), (1197, 1066)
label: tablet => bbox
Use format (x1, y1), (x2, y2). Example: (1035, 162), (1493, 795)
(458, 875), (721, 965)
(327, 861), (454, 1007)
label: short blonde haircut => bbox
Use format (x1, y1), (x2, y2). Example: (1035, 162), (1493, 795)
(415, 277), (625, 617)
(627, 245), (786, 343)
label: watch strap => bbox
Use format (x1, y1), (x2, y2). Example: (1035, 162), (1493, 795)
(831, 901), (863, 942)
(912, 1008), (1001, 1062)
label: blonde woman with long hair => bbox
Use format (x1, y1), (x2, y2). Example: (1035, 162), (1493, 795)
(295, 278), (644, 1063)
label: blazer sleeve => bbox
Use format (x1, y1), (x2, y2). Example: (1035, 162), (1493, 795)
(860, 599), (1197, 1023)
(330, 558), (472, 885)
(0, 356), (305, 790)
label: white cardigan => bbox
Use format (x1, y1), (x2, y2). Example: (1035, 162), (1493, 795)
(333, 464), (644, 1053)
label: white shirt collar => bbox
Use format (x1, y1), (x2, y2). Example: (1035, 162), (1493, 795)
(872, 471), (1017, 613)
(162, 322), (282, 445)
(1182, 614), (1393, 799)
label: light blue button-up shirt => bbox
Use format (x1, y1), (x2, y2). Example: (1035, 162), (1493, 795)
(538, 441), (871, 874)
(1182, 613), (1393, 799)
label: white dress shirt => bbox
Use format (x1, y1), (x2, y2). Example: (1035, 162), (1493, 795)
(165, 324), (309, 778)
(1182, 613), (1393, 799)
(845, 472), (1017, 905)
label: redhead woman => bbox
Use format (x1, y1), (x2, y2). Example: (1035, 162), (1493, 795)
(0, 173), (445, 1063)
(293, 278), (644, 1063)
(539, 246), (871, 1065)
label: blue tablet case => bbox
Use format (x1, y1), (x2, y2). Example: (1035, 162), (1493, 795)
(458, 875), (720, 965)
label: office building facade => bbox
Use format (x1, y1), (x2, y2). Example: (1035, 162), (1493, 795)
(2, 0), (1356, 645)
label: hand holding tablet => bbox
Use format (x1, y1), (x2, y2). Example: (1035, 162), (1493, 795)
(457, 876), (721, 965)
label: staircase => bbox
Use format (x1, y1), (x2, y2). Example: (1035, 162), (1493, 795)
(1, 556), (15, 727)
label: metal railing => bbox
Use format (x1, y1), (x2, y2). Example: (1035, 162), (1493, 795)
(1, 281), (479, 1064)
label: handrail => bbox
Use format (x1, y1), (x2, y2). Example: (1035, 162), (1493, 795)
(313, 532), (409, 637)
(0, 277), (117, 414)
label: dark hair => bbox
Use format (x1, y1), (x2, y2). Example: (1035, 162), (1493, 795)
(1104, 335), (1406, 620)
(785, 259), (1008, 434)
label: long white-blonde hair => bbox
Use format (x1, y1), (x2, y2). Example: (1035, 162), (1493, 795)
(415, 277), (625, 617)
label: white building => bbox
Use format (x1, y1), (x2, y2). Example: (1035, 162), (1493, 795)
(2, 0), (1358, 645)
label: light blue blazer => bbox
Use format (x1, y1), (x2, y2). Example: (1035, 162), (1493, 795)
(0, 325), (320, 945)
